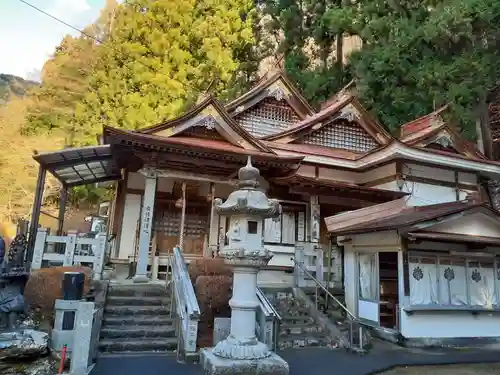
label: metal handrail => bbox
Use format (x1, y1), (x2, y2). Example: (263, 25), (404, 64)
(291, 257), (357, 321)
(257, 286), (282, 321)
(172, 247), (200, 318)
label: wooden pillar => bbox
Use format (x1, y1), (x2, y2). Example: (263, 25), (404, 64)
(57, 187), (68, 236)
(179, 181), (187, 251)
(207, 183), (217, 258)
(134, 170), (157, 283)
(27, 165), (47, 265)
(310, 195), (320, 243)
(310, 195), (322, 283)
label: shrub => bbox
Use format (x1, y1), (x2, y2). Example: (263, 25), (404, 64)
(188, 258), (231, 285)
(24, 266), (92, 318)
(195, 275), (232, 323)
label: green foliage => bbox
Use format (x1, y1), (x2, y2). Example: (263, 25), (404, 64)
(25, 35), (98, 141)
(325, 0), (500, 137)
(0, 74), (38, 105)
(68, 185), (114, 208)
(24, 0), (119, 142)
(260, 0), (351, 108)
(74, 0), (259, 144)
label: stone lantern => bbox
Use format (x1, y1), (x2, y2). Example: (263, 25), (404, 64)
(200, 156), (289, 375)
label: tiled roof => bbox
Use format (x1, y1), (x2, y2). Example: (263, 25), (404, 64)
(326, 200), (484, 236)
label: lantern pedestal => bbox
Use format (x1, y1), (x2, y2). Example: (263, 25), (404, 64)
(200, 348), (289, 375)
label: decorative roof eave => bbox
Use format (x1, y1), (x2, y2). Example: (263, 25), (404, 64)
(410, 125), (486, 160)
(102, 126), (304, 167)
(264, 140), (367, 160)
(326, 202), (497, 237)
(225, 71), (315, 119)
(399, 105), (449, 139)
(399, 109), (487, 160)
(136, 95), (274, 154)
(270, 174), (407, 202)
(261, 94), (392, 145)
(271, 138), (500, 176)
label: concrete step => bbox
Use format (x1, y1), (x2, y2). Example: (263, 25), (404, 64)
(103, 315), (175, 327)
(278, 333), (335, 350)
(279, 323), (323, 336)
(106, 295), (171, 307)
(104, 305), (170, 316)
(280, 315), (315, 324)
(99, 337), (177, 353)
(100, 325), (176, 339)
(274, 305), (310, 314)
(108, 285), (170, 298)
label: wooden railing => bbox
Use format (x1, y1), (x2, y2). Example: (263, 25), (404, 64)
(170, 246), (200, 361)
(31, 228), (106, 279)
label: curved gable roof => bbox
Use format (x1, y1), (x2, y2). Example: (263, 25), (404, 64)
(137, 95), (274, 154)
(263, 94), (392, 146)
(225, 70), (315, 119)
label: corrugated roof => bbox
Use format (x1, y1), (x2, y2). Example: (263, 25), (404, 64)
(33, 145), (122, 187)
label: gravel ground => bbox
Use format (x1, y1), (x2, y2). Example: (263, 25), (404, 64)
(382, 363), (500, 375)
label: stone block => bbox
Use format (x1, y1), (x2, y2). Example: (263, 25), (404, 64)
(213, 317), (231, 345)
(200, 348), (289, 375)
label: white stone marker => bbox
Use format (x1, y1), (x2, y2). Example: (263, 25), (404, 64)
(70, 301), (94, 375)
(200, 156), (289, 375)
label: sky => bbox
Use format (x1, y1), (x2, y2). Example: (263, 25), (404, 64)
(0, 0), (106, 80)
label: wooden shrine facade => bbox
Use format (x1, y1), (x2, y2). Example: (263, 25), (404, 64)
(30, 70), (500, 284)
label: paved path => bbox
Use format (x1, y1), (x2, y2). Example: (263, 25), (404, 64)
(91, 343), (500, 375)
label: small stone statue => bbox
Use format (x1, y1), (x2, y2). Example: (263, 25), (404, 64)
(0, 234), (29, 330)
(0, 279), (25, 329)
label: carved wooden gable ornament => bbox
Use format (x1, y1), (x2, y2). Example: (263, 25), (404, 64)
(138, 96), (272, 153)
(399, 107), (486, 160)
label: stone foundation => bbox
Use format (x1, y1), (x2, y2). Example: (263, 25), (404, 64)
(200, 348), (289, 375)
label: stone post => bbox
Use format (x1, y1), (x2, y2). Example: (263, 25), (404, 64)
(31, 228), (47, 270)
(310, 195), (320, 243)
(200, 157), (289, 375)
(63, 231), (77, 267)
(70, 301), (94, 375)
(134, 169), (157, 283)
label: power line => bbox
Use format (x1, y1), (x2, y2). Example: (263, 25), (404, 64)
(19, 0), (107, 46)
(18, 0), (155, 73)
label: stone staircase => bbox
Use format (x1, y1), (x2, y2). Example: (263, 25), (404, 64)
(99, 284), (177, 355)
(304, 287), (371, 352)
(263, 288), (341, 350)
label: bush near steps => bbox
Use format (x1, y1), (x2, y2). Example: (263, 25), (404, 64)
(24, 266), (92, 321)
(187, 257), (232, 285)
(189, 258), (233, 347)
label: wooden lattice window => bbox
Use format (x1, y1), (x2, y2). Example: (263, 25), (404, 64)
(154, 205), (209, 237)
(235, 97), (300, 138)
(301, 119), (378, 152)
